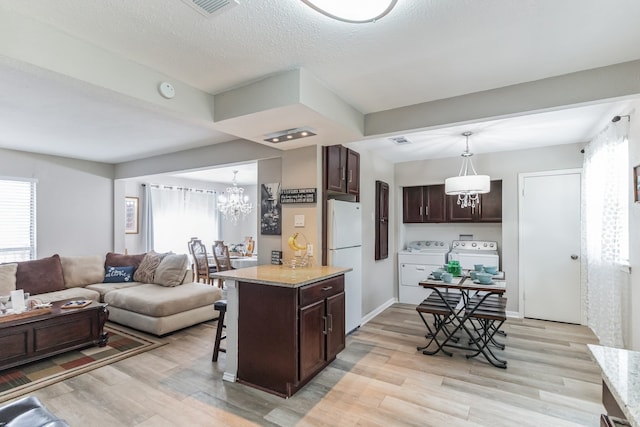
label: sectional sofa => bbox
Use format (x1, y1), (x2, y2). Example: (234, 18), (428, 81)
(0, 251), (222, 336)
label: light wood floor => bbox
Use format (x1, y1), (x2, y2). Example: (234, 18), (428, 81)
(26, 303), (604, 426)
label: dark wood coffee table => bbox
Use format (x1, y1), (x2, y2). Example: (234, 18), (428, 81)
(0, 299), (109, 371)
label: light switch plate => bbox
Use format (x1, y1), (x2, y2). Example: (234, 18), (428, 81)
(294, 214), (305, 227)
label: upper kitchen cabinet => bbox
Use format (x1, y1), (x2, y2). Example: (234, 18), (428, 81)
(324, 145), (360, 200)
(402, 184), (446, 223)
(446, 180), (502, 223)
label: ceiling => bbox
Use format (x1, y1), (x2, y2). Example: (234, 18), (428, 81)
(1, 0), (639, 168)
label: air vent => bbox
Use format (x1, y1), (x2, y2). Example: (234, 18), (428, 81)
(390, 136), (411, 145)
(180, 0), (239, 18)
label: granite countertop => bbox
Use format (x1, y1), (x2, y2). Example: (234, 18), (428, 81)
(210, 264), (351, 288)
(588, 344), (640, 426)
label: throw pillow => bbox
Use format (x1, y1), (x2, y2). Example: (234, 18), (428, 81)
(103, 266), (135, 283)
(60, 255), (105, 288)
(0, 263), (18, 295)
(15, 254), (65, 295)
(105, 252), (146, 269)
(154, 254), (190, 287)
(133, 251), (167, 283)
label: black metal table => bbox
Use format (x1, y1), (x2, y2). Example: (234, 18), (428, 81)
(417, 276), (508, 368)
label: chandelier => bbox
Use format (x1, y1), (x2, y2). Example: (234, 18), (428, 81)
(218, 170), (252, 224)
(300, 0), (398, 23)
(444, 132), (490, 209)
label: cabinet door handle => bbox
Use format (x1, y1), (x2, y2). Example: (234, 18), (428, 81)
(425, 205), (429, 216)
(323, 316), (328, 335)
(419, 206), (423, 216)
(341, 167), (346, 181)
(328, 314), (333, 332)
(322, 286), (333, 291)
(349, 170), (352, 183)
(416, 267), (425, 271)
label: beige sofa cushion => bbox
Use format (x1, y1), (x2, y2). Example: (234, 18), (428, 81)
(61, 255), (105, 288)
(85, 281), (144, 301)
(153, 254), (189, 287)
(0, 263), (17, 295)
(133, 251), (166, 283)
(30, 287), (101, 304)
(104, 283), (221, 317)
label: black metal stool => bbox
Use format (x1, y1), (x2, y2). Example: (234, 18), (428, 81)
(212, 299), (227, 362)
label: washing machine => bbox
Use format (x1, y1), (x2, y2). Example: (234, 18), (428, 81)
(447, 240), (500, 271)
(398, 241), (449, 304)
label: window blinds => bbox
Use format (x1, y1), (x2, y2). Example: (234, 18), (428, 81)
(0, 178), (36, 262)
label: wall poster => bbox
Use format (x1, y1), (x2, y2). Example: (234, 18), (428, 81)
(261, 183), (281, 235)
(125, 196), (139, 234)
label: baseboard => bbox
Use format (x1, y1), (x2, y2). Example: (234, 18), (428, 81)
(360, 297), (396, 326)
(507, 310), (521, 319)
(222, 372), (237, 383)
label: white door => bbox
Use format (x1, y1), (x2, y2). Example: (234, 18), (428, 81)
(519, 170), (582, 323)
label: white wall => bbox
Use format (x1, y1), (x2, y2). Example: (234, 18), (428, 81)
(395, 143), (584, 312)
(357, 148), (396, 315)
(0, 148), (114, 257)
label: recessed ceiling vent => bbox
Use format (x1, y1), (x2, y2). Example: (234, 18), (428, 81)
(180, 0), (239, 18)
(390, 136), (411, 145)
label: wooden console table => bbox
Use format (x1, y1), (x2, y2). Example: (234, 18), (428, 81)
(0, 299), (109, 371)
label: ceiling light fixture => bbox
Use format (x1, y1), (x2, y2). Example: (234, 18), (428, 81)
(301, 0), (398, 23)
(264, 127), (316, 143)
(444, 132), (490, 209)
(218, 170), (252, 224)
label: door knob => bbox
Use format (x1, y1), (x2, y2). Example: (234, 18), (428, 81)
(571, 254), (579, 260)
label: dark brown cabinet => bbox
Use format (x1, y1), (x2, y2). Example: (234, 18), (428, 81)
(403, 180), (502, 223)
(324, 145), (360, 199)
(402, 184), (446, 223)
(300, 291), (345, 379)
(346, 149), (360, 196)
(446, 180), (502, 222)
(325, 292), (345, 360)
(237, 275), (345, 397)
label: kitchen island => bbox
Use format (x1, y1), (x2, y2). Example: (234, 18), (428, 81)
(588, 344), (639, 426)
(211, 264), (351, 397)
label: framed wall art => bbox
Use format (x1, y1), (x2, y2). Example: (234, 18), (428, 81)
(125, 197), (139, 234)
(261, 183), (281, 235)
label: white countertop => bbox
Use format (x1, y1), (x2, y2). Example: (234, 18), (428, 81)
(210, 264), (351, 288)
(588, 344), (640, 426)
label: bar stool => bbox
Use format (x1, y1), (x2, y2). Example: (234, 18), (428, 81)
(212, 299), (227, 362)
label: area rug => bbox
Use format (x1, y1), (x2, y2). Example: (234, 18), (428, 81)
(0, 323), (166, 403)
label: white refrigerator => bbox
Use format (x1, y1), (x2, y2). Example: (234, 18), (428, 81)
(327, 199), (362, 334)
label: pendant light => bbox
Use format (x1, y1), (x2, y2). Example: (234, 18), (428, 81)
(218, 170), (252, 224)
(444, 132), (490, 209)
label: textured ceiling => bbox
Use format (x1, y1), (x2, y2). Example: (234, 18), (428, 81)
(7, 0), (639, 113)
(0, 0), (639, 164)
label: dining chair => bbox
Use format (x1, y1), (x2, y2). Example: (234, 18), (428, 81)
(212, 244), (233, 271)
(189, 239), (217, 285)
(187, 237), (200, 277)
(212, 243), (234, 288)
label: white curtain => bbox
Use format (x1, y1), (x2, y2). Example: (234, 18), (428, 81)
(149, 185), (219, 254)
(582, 119), (630, 348)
